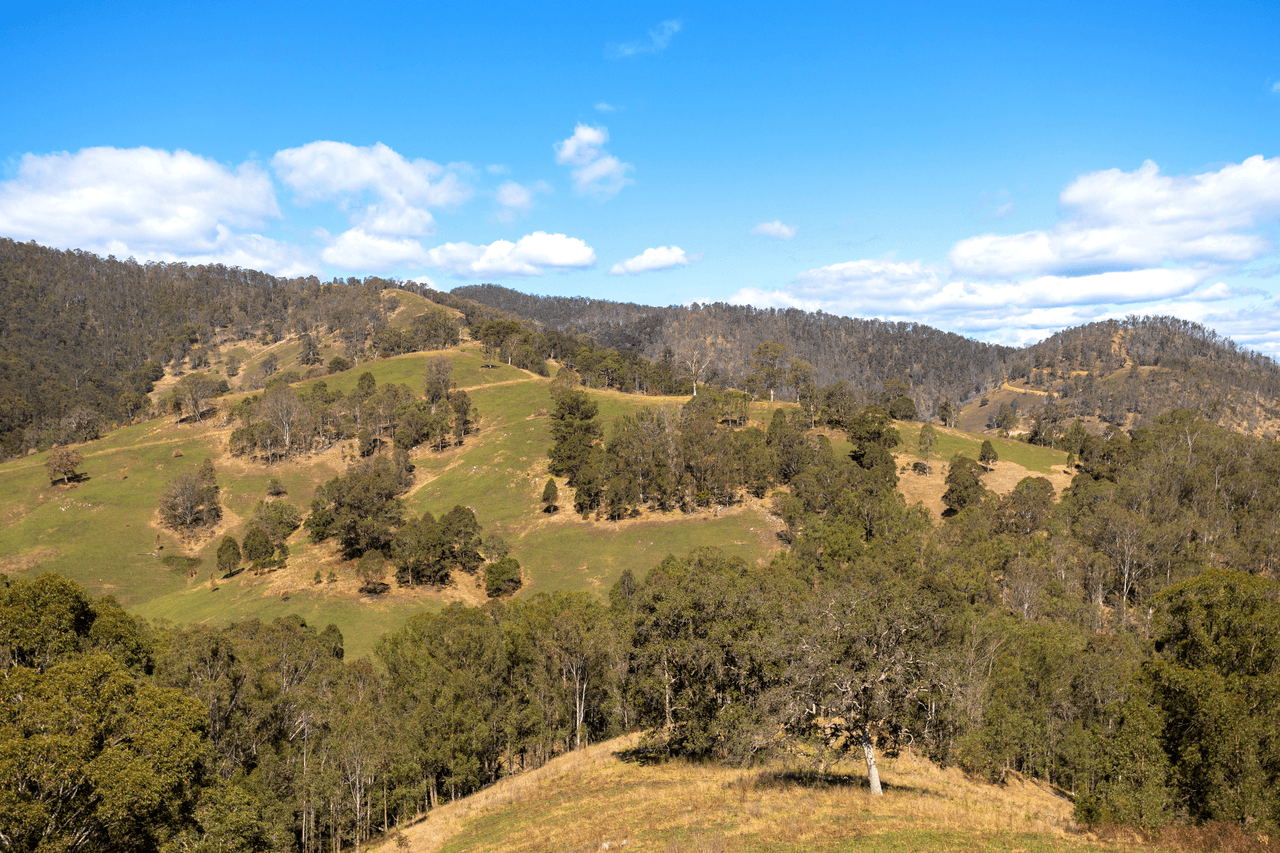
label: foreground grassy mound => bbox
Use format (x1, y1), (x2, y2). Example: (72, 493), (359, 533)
(367, 734), (1163, 853)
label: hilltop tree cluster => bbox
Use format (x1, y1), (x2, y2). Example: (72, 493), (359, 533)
(229, 366), (475, 464)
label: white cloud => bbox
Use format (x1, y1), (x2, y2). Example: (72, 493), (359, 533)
(321, 228), (431, 271)
(554, 124), (633, 197)
(595, 102), (617, 112)
(492, 180), (551, 222)
(610, 246), (692, 275)
(950, 156), (1280, 278)
(422, 231), (596, 278)
(607, 19), (682, 59)
(272, 141), (471, 238)
(410, 275), (437, 289)
(0, 146), (321, 276)
(751, 220), (798, 240)
(1273, 81), (1280, 93)
(994, 202), (1014, 218)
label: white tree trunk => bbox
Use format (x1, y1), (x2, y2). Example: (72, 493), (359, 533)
(860, 731), (883, 795)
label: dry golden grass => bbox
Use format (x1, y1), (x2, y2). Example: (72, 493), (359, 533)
(366, 734), (1171, 853)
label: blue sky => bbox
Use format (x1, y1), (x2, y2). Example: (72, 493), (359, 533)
(4, 1), (1280, 353)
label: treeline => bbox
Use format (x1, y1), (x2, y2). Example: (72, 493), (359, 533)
(7, 410), (1279, 851)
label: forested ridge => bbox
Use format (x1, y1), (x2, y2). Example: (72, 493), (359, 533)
(0, 238), (437, 458)
(454, 283), (1280, 434)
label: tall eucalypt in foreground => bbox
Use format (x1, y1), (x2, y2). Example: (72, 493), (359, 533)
(767, 570), (931, 794)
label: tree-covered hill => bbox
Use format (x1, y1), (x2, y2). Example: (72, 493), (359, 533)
(453, 283), (1280, 436)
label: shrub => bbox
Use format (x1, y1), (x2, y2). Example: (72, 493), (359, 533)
(485, 557), (522, 598)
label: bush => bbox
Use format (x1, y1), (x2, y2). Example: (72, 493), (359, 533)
(485, 557), (522, 598)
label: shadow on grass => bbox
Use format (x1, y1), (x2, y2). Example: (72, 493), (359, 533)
(615, 742), (671, 766)
(754, 769), (928, 795)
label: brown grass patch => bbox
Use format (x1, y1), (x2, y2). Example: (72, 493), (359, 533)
(363, 734), (1122, 853)
(895, 453), (1074, 522)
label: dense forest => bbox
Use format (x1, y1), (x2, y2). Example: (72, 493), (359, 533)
(3, 238), (1280, 851)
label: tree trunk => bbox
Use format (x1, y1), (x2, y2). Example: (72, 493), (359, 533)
(860, 731), (883, 795)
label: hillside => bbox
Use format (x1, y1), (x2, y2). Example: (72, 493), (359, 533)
(452, 284), (1280, 436)
(368, 733), (1203, 853)
(0, 319), (1070, 659)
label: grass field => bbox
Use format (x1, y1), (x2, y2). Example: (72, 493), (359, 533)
(364, 733), (1173, 853)
(0, 339), (1064, 661)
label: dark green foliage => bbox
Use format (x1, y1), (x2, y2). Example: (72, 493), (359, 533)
(847, 405), (900, 471)
(306, 452), (412, 558)
(1145, 570), (1280, 828)
(392, 511), (449, 586)
(0, 574), (151, 674)
(622, 547), (780, 762)
(979, 439), (998, 471)
(328, 355), (352, 374)
(942, 455), (986, 514)
(216, 535), (241, 574)
(241, 526), (274, 565)
(485, 556), (522, 598)
(440, 505), (484, 575)
(548, 388), (601, 485)
(541, 478), (559, 512)
(888, 394), (918, 420)
(252, 499), (301, 544)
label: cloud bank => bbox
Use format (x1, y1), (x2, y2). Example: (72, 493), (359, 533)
(733, 156), (1280, 349)
(423, 231), (596, 278)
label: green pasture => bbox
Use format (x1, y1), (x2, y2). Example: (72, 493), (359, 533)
(894, 422), (1068, 474)
(2, 347), (1067, 661)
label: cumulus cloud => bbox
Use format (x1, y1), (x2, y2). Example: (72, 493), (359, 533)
(554, 124), (633, 197)
(950, 156), (1280, 278)
(492, 180), (551, 222)
(606, 19), (682, 59)
(0, 146), (321, 276)
(272, 141), (471, 238)
(751, 220), (798, 240)
(610, 246), (692, 275)
(321, 228), (431, 271)
(422, 231), (596, 278)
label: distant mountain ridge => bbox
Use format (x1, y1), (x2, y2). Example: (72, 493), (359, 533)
(451, 283), (1280, 435)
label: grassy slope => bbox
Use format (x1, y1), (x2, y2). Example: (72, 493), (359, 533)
(0, 344), (782, 659)
(366, 734), (1159, 853)
(0, 331), (1068, 660)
